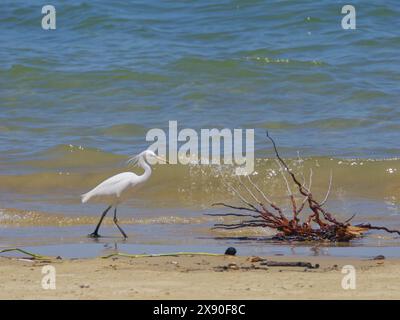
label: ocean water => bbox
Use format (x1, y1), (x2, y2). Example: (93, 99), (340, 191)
(1, 1), (400, 257)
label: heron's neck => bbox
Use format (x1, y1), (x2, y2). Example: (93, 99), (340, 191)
(137, 157), (152, 181)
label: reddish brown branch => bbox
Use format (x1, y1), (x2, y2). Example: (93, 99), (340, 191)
(205, 213), (260, 218)
(212, 202), (261, 214)
(211, 132), (400, 242)
(356, 223), (400, 236)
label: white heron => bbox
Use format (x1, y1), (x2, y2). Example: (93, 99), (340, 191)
(81, 149), (167, 239)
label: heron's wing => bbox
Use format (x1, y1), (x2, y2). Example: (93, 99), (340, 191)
(95, 172), (136, 188)
(81, 172), (137, 203)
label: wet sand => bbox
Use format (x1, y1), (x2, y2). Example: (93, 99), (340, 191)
(0, 254), (399, 299)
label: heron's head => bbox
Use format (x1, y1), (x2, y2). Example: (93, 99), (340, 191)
(127, 150), (168, 166)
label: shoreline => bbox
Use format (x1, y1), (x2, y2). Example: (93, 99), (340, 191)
(1, 254), (399, 299)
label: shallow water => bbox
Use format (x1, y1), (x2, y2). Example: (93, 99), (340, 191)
(1, 1), (400, 257)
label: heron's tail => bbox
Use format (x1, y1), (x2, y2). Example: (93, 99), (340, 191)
(81, 192), (92, 203)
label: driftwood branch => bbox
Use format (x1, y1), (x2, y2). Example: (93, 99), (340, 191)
(211, 132), (400, 242)
(355, 223), (400, 236)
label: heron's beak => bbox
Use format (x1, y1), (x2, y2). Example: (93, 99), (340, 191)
(156, 156), (169, 164)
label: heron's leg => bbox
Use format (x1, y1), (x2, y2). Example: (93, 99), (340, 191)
(113, 207), (128, 239)
(88, 205), (112, 238)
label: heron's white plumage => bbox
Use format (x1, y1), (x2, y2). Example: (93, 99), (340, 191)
(81, 172), (139, 204)
(82, 149), (166, 238)
(81, 150), (163, 205)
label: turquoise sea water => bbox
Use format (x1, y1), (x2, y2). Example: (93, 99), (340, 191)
(1, 1), (400, 257)
(1, 0), (399, 158)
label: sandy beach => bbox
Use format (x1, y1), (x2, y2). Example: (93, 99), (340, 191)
(1, 254), (399, 299)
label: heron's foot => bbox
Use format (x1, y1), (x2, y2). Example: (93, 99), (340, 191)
(118, 229), (128, 239)
(88, 232), (101, 238)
